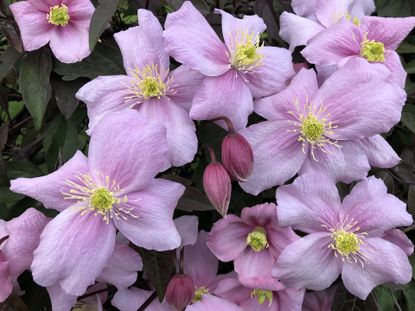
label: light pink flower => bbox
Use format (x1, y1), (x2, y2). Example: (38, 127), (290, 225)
(10, 0), (94, 63)
(302, 16), (415, 88)
(163, 1), (294, 130)
(207, 203), (298, 289)
(240, 59), (405, 195)
(10, 110), (184, 296)
(302, 286), (337, 311)
(273, 174), (413, 300)
(76, 9), (203, 167)
(280, 0), (375, 51)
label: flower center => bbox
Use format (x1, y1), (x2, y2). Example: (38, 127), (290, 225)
(332, 229), (361, 256)
(246, 227), (268, 252)
(300, 114), (325, 144)
(231, 30), (263, 71)
(360, 40), (385, 63)
(90, 188), (115, 212)
(192, 287), (209, 302)
(47, 4), (70, 26)
(251, 289), (273, 306)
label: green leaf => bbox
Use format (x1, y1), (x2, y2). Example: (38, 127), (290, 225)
(406, 59), (415, 74)
(19, 49), (52, 130)
(52, 78), (84, 119)
(402, 104), (415, 134)
(375, 0), (412, 17)
(0, 45), (23, 81)
(6, 161), (44, 179)
(0, 187), (24, 204)
(53, 42), (124, 81)
(398, 42), (415, 54)
(177, 187), (214, 212)
(89, 0), (121, 50)
(373, 286), (396, 311)
(403, 282), (415, 311)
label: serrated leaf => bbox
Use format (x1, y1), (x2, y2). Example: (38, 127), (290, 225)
(89, 0), (121, 50)
(0, 45), (23, 81)
(19, 49), (52, 130)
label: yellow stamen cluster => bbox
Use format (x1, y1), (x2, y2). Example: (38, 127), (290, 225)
(360, 40), (385, 63)
(47, 4), (70, 26)
(251, 289), (273, 306)
(231, 30), (263, 71)
(332, 229), (363, 257)
(192, 287), (209, 302)
(246, 227), (268, 252)
(90, 188), (115, 213)
(345, 13), (360, 26)
(300, 114), (325, 145)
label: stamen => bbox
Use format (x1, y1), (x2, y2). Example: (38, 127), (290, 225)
(360, 39), (385, 63)
(47, 4), (70, 26)
(230, 30), (263, 72)
(251, 289), (273, 306)
(192, 287), (209, 302)
(246, 227), (268, 252)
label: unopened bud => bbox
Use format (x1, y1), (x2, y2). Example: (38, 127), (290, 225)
(221, 133), (254, 182)
(165, 274), (195, 311)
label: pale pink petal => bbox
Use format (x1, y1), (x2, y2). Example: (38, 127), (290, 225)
(175, 215), (198, 247)
(349, 0), (376, 19)
(190, 70), (253, 131)
(357, 135), (400, 168)
(0, 252), (12, 303)
(10, 151), (89, 211)
(214, 276), (251, 305)
(187, 294), (244, 311)
(267, 222), (299, 259)
(384, 50), (407, 88)
(75, 75), (133, 135)
(301, 22), (362, 66)
(277, 288), (306, 311)
(246, 46), (294, 98)
(66, 0), (95, 28)
(361, 16), (415, 50)
(0, 220), (7, 240)
(9, 1), (52, 51)
(342, 238), (412, 300)
(302, 286), (337, 311)
(314, 58), (406, 140)
(28, 0), (58, 12)
(47, 284), (77, 311)
(168, 66), (205, 112)
(276, 173), (341, 233)
(383, 229), (414, 256)
(279, 12), (324, 51)
(341, 176), (413, 236)
(136, 97), (197, 166)
(88, 110), (169, 193)
(163, 2), (230, 76)
(315, 0), (351, 27)
(31, 207), (116, 295)
(292, 0), (317, 17)
(184, 231), (218, 288)
(112, 288), (170, 311)
(114, 179), (184, 251)
(206, 215), (251, 262)
(239, 121), (306, 195)
(3, 208), (49, 278)
(114, 10), (169, 76)
(254, 68), (318, 121)
(97, 243), (142, 289)
(49, 24), (90, 63)
(273, 233), (341, 290)
(240, 203), (277, 228)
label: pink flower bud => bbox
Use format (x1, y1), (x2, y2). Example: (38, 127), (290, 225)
(165, 274), (195, 311)
(221, 133), (254, 182)
(203, 162), (232, 217)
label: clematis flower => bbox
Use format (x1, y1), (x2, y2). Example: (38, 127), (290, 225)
(215, 276), (305, 310)
(76, 9), (203, 167)
(273, 174), (413, 300)
(163, 1), (294, 130)
(302, 286), (337, 311)
(10, 0), (94, 63)
(302, 16), (415, 87)
(240, 59), (405, 195)
(0, 208), (50, 303)
(207, 203), (298, 289)
(280, 0), (375, 51)
(10, 110), (184, 296)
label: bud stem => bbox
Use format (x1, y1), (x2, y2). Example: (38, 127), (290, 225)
(179, 247), (184, 274)
(210, 117), (235, 134)
(206, 145), (217, 163)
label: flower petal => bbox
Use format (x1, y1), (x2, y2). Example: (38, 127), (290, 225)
(382, 229), (414, 256)
(292, 0), (317, 17)
(384, 50), (407, 88)
(239, 121), (306, 195)
(0, 252), (12, 303)
(114, 179), (184, 251)
(31, 207), (116, 295)
(136, 97), (197, 167)
(349, 0), (376, 19)
(66, 0), (95, 28)
(75, 75), (132, 134)
(88, 110), (169, 192)
(190, 70), (253, 131)
(302, 286), (337, 311)
(175, 215), (198, 247)
(9, 1), (52, 51)
(114, 9), (169, 75)
(10, 151), (89, 211)
(279, 12), (324, 51)
(189, 294), (244, 311)
(46, 284), (77, 311)
(276, 288), (306, 311)
(246, 46), (294, 98)
(206, 215), (251, 262)
(341, 176), (413, 235)
(273, 233), (341, 290)
(163, 2), (230, 76)
(315, 0), (351, 27)
(342, 238), (412, 300)
(112, 288), (170, 311)
(357, 134), (400, 168)
(276, 173), (341, 233)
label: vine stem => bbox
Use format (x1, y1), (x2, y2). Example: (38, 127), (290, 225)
(138, 291), (157, 311)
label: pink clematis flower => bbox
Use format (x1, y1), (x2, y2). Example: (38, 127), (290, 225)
(76, 9), (204, 167)
(207, 203), (298, 289)
(215, 276), (305, 310)
(240, 59), (405, 195)
(163, 1), (294, 131)
(280, 0), (375, 51)
(9, 110), (184, 297)
(302, 16), (415, 88)
(273, 174), (413, 300)
(0, 208), (50, 303)
(10, 0), (94, 63)
(302, 286), (337, 311)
